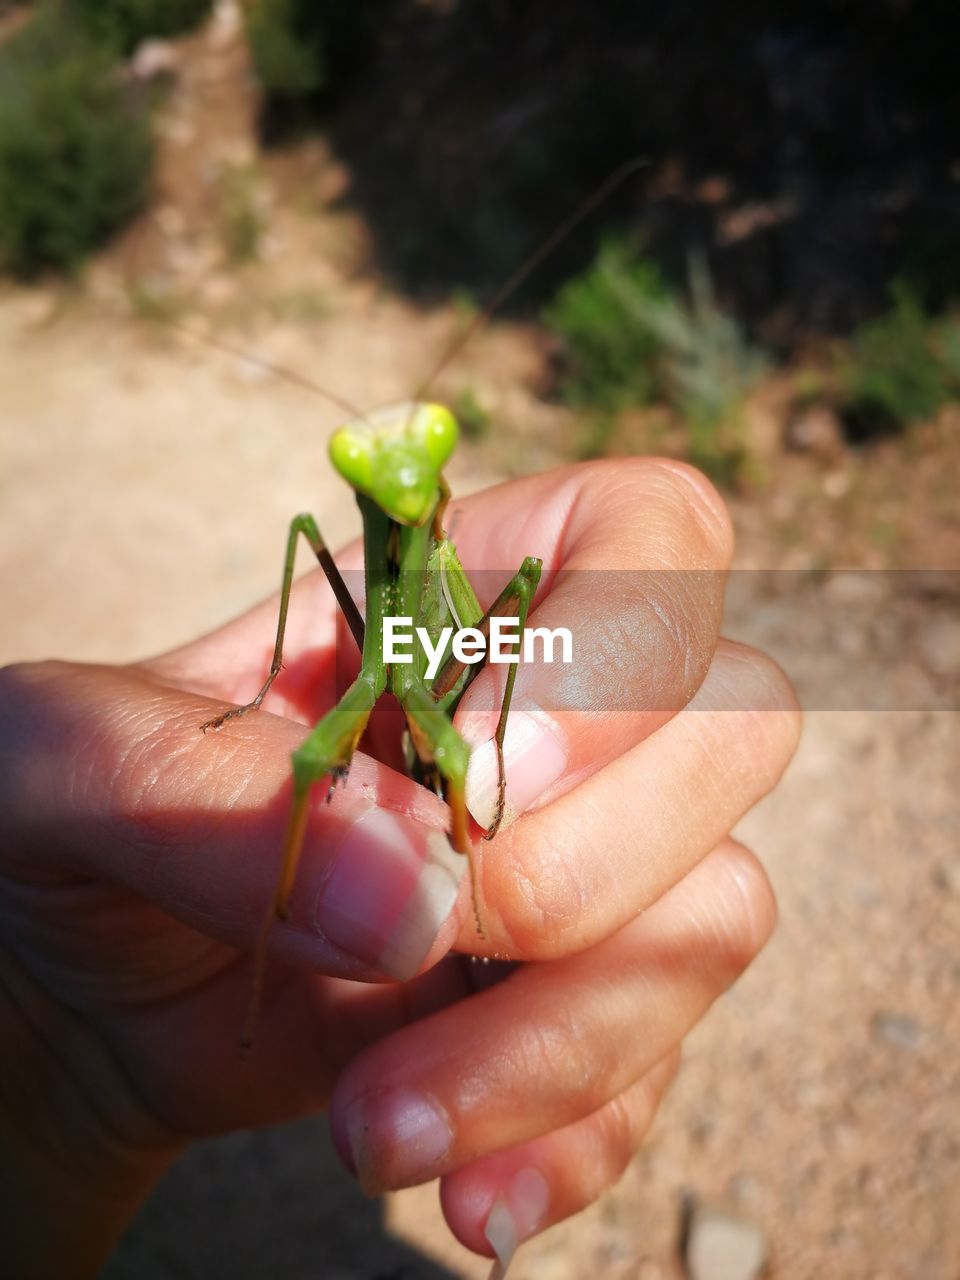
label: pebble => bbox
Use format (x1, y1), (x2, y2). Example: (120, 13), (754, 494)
(685, 1205), (768, 1280)
(870, 1010), (922, 1051)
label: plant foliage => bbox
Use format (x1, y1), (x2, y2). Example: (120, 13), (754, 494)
(0, 9), (153, 276)
(70, 0), (214, 55)
(841, 283), (953, 437)
(543, 238), (669, 411)
(546, 241), (767, 478)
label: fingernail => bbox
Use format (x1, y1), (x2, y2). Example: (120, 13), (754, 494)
(314, 808), (467, 980)
(484, 1167), (550, 1278)
(345, 1087), (453, 1196)
(465, 710), (567, 830)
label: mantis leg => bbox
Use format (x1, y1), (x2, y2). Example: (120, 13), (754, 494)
(480, 557), (541, 839)
(241, 674), (378, 1050)
(432, 556), (542, 840)
(399, 681), (477, 932)
(201, 512), (364, 733)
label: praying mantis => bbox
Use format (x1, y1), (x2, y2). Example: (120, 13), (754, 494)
(201, 398), (542, 1041)
(196, 161), (645, 1044)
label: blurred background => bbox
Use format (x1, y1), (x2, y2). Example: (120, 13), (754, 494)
(0, 2), (957, 1277)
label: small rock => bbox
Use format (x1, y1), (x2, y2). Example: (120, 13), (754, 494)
(915, 612), (960, 679)
(685, 1205), (768, 1280)
(785, 402), (845, 460)
(870, 1010), (922, 1051)
(130, 39), (179, 81)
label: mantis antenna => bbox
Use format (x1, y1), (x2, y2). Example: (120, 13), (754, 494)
(158, 318), (372, 424)
(152, 156), (647, 421)
(410, 155), (649, 404)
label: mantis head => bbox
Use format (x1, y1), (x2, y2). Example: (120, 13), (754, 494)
(329, 402), (458, 525)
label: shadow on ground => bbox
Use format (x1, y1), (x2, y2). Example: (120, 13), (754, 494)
(102, 1117), (457, 1280)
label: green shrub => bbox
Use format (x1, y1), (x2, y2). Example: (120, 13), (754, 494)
(620, 252), (767, 476)
(841, 283), (949, 437)
(543, 239), (670, 411)
(245, 0), (372, 99)
(546, 243), (766, 479)
(0, 10), (154, 276)
(70, 0), (214, 55)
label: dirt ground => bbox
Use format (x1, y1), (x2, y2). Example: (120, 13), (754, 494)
(1, 8), (958, 1278)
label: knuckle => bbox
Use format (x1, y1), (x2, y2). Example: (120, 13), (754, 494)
(503, 999), (613, 1123)
(109, 709), (222, 851)
(489, 826), (588, 957)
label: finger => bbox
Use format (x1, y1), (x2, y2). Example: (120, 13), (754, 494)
(469, 638), (800, 956)
(440, 1051), (681, 1266)
(328, 839), (776, 1193)
(452, 459), (736, 828)
(0, 661), (469, 985)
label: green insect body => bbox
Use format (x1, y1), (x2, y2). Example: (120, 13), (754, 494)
(203, 401), (541, 1045)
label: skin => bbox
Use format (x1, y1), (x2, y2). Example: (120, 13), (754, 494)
(0, 459), (801, 1277)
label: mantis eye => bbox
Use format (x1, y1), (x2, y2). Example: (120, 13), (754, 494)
(329, 427), (374, 491)
(410, 403), (458, 470)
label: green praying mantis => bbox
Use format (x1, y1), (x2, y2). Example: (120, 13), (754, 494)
(200, 399), (541, 1040)
(196, 162), (645, 1044)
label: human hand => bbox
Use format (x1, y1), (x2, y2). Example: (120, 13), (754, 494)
(0, 459), (799, 1278)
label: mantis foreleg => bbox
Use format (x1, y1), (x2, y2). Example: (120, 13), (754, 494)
(201, 512), (363, 734)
